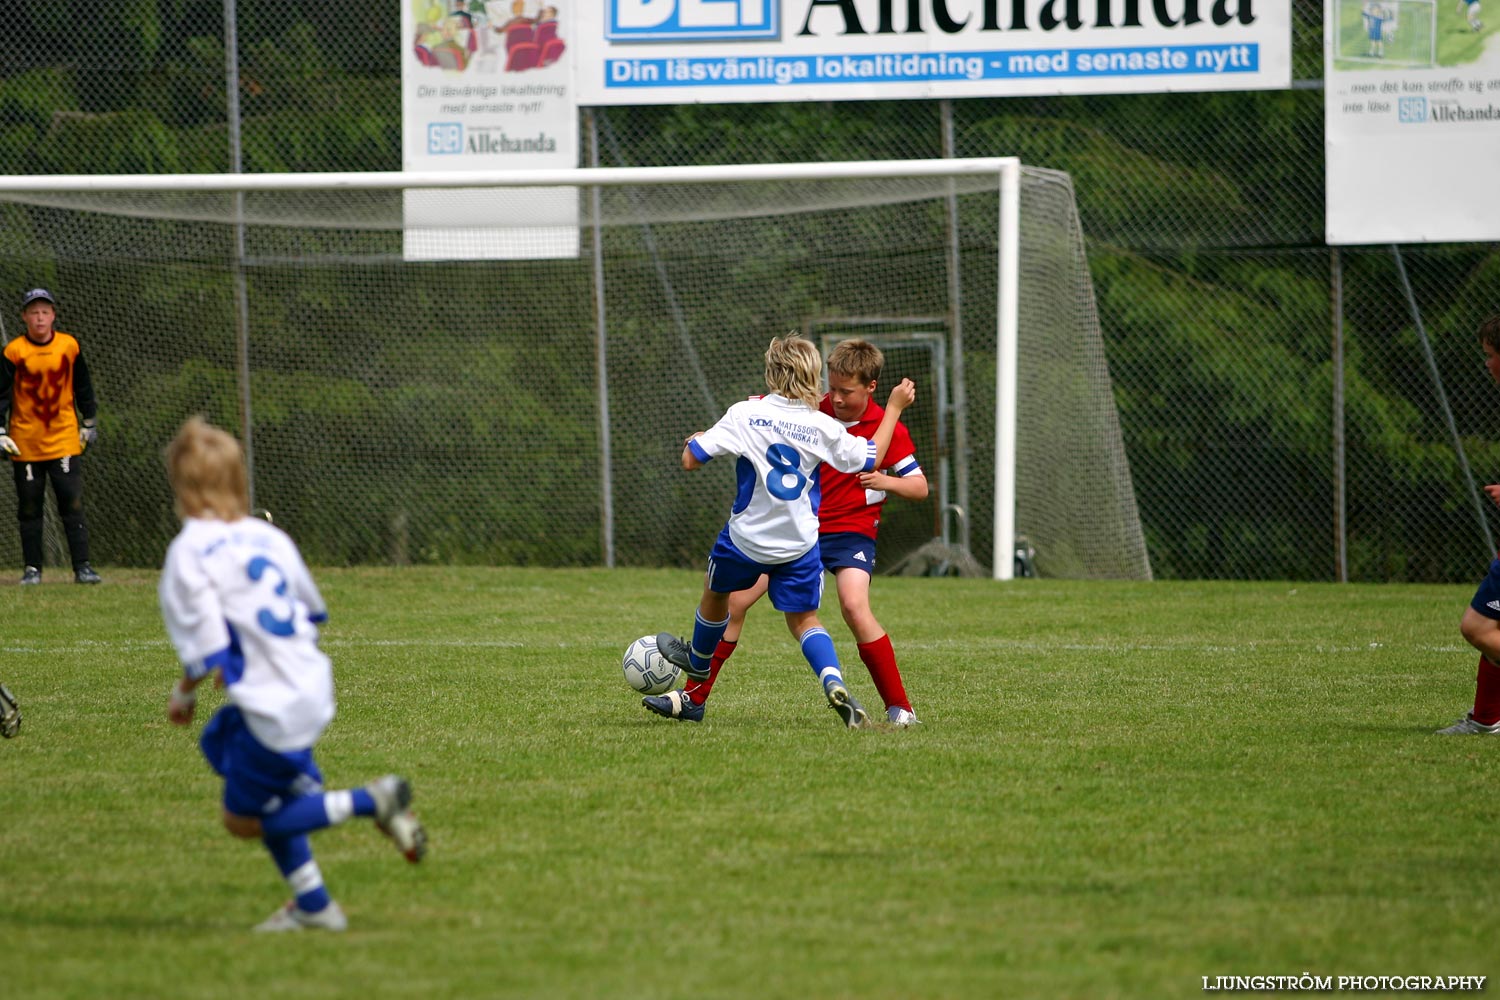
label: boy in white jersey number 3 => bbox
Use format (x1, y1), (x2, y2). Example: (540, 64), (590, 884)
(159, 417), (426, 932)
(654, 334), (915, 729)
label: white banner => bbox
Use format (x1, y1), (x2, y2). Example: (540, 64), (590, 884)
(1326, 0), (1500, 243)
(402, 0), (578, 259)
(575, 0), (1292, 105)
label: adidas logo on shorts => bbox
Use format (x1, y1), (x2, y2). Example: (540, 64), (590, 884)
(1487, 600), (1500, 612)
(854, 551), (868, 562)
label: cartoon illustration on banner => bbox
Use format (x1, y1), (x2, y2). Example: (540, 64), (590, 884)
(412, 0), (568, 73)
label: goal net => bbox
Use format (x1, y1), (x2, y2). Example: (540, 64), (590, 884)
(0, 160), (1149, 580)
(1334, 0), (1437, 67)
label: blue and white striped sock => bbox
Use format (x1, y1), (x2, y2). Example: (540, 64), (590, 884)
(688, 609), (730, 680)
(799, 627), (844, 693)
(259, 789), (375, 839)
(264, 834), (332, 914)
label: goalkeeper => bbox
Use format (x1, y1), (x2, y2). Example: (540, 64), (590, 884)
(0, 288), (102, 585)
(160, 417), (427, 931)
(646, 339), (928, 726)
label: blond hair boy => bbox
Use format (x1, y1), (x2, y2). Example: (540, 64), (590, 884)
(160, 417), (427, 931)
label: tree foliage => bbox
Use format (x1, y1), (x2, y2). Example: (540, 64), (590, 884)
(0, 0), (1496, 579)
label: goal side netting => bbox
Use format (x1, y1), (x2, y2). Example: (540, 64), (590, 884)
(0, 161), (1149, 580)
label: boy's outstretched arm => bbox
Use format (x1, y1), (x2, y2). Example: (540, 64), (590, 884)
(860, 468), (929, 501)
(682, 431), (707, 470)
(869, 378), (916, 469)
(167, 673), (208, 725)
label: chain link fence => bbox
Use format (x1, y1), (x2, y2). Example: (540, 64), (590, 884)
(0, 0), (1496, 582)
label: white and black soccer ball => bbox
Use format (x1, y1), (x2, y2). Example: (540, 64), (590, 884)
(622, 635), (679, 695)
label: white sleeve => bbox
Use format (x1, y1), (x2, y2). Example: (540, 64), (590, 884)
(284, 536), (328, 624)
(158, 540), (231, 680)
(692, 405), (745, 461)
(824, 422), (878, 475)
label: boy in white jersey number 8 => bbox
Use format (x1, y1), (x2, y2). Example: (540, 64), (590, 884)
(160, 417), (426, 932)
(650, 339), (928, 727)
(653, 334), (915, 729)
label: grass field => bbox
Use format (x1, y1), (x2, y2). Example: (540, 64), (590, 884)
(4, 567), (1499, 998)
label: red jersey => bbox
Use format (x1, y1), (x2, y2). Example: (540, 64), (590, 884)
(816, 395), (921, 539)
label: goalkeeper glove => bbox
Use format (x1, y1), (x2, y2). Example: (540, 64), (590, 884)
(79, 418), (98, 448)
(0, 434), (17, 457)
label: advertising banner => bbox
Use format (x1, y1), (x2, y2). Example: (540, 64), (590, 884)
(1326, 0), (1500, 243)
(575, 0), (1292, 105)
(402, 0), (578, 259)
(1332, 0), (1494, 244)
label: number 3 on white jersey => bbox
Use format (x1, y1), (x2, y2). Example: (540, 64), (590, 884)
(248, 556), (296, 637)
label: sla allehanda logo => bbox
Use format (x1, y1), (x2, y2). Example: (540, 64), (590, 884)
(1398, 96), (1427, 122)
(427, 123), (463, 155)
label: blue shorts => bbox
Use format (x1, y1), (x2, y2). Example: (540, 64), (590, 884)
(1472, 558), (1500, 620)
(819, 532), (877, 574)
(706, 527), (824, 613)
(199, 705), (324, 818)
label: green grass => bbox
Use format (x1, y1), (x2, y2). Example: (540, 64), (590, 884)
(4, 568), (1499, 998)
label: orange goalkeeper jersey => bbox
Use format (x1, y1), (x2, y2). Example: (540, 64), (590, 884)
(2, 332), (97, 462)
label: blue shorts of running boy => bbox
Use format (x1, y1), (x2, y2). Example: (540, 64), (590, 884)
(706, 527), (824, 613)
(199, 704), (324, 817)
(1470, 557), (1500, 621)
(819, 531), (877, 574)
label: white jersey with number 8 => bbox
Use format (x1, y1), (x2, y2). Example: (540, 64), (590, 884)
(687, 393), (876, 564)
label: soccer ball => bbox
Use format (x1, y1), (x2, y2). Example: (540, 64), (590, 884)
(622, 635), (679, 695)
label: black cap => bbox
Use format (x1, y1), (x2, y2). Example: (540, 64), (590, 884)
(20, 288), (55, 309)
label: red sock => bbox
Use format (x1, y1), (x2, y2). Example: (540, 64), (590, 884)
(1473, 656), (1500, 725)
(857, 634), (910, 713)
(686, 640), (735, 705)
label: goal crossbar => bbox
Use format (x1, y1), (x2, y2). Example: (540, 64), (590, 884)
(0, 158), (1020, 193)
(0, 158), (1046, 581)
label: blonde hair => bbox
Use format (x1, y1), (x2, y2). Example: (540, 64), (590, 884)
(165, 417), (251, 521)
(827, 339), (884, 386)
(764, 333), (823, 409)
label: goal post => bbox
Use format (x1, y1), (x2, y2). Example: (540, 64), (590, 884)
(0, 159), (1149, 580)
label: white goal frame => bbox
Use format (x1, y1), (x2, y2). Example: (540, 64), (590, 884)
(0, 158), (1026, 579)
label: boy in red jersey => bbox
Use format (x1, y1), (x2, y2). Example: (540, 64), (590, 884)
(1438, 314), (1500, 734)
(0, 288), (102, 585)
(644, 339), (928, 726)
